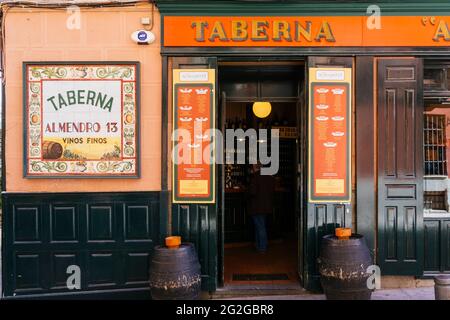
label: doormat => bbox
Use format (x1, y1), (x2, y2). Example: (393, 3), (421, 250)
(232, 273), (289, 281)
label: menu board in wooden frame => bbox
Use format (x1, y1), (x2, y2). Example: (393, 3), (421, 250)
(172, 69), (216, 204)
(308, 67), (352, 203)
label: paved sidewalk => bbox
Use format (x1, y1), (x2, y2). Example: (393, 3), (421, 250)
(218, 287), (435, 300)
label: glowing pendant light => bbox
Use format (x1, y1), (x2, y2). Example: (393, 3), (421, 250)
(252, 101), (272, 118)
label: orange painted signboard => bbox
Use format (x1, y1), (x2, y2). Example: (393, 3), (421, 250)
(308, 68), (351, 203)
(172, 69), (215, 203)
(164, 16), (450, 47)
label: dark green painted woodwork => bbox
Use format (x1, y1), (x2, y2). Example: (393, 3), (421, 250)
(304, 203), (352, 291)
(302, 57), (354, 292)
(169, 56), (218, 292)
(445, 220), (450, 271)
(172, 204), (217, 291)
(1, 192), (160, 298)
(51, 207), (78, 241)
(155, 0), (450, 16)
(2, 288), (152, 300)
(377, 58), (424, 276)
(424, 219), (441, 272)
(218, 92), (226, 287)
(355, 56), (376, 257)
(424, 218), (450, 274)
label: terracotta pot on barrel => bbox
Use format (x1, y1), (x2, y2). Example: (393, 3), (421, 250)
(318, 228), (373, 300)
(434, 275), (450, 300)
(149, 236), (201, 300)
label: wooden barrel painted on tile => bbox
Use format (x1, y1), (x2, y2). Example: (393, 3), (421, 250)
(149, 243), (201, 300)
(318, 234), (373, 300)
(42, 141), (63, 159)
(434, 275), (450, 300)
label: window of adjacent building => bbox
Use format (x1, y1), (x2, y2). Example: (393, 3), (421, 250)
(423, 112), (449, 213)
(424, 114), (447, 176)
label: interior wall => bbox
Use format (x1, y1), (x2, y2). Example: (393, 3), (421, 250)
(3, 4), (162, 192)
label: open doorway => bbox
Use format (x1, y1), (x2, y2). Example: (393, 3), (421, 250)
(218, 62), (305, 286)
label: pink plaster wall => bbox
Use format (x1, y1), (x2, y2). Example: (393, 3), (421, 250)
(4, 4), (162, 192)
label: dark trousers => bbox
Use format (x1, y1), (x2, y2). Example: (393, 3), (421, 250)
(251, 214), (268, 252)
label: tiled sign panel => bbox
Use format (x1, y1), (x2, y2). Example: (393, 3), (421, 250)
(24, 63), (139, 177)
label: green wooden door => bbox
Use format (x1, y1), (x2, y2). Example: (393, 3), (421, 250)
(377, 58), (424, 275)
(170, 57), (219, 292)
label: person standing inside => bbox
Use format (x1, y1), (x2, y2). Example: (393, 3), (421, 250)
(247, 163), (276, 253)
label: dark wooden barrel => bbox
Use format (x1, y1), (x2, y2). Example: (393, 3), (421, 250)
(42, 141), (63, 159)
(149, 243), (201, 300)
(318, 234), (373, 300)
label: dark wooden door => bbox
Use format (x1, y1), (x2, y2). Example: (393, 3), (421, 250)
(377, 58), (424, 275)
(170, 57), (219, 292)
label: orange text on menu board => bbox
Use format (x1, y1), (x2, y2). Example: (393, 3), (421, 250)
(164, 16), (450, 47)
(312, 84), (348, 198)
(176, 85), (212, 198)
